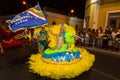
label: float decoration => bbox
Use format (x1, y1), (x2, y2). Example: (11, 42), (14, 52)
(28, 24), (95, 80)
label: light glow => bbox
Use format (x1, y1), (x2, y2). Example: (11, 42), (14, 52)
(22, 1), (27, 5)
(91, 0), (97, 3)
(70, 9), (74, 13)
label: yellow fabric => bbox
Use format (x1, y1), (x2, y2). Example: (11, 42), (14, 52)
(28, 24), (95, 79)
(28, 48), (95, 80)
(45, 24), (76, 49)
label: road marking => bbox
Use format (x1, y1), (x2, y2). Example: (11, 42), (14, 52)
(92, 68), (119, 80)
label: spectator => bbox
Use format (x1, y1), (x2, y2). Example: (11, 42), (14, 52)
(98, 30), (103, 48)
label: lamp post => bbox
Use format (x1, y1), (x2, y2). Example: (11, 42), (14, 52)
(22, 1), (27, 5)
(70, 9), (74, 16)
(71, 9), (74, 14)
(22, 0), (32, 8)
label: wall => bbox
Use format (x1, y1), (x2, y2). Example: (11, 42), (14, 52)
(85, 0), (98, 29)
(69, 17), (83, 28)
(85, 0), (120, 31)
(45, 11), (69, 25)
(46, 11), (83, 28)
(98, 2), (120, 30)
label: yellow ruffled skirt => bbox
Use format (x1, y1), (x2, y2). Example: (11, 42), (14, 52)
(28, 48), (95, 80)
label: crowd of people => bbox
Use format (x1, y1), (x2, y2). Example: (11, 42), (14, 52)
(76, 26), (120, 52)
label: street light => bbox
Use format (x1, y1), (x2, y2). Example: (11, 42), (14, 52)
(22, 1), (27, 5)
(70, 9), (74, 14)
(22, 0), (32, 8)
(70, 9), (74, 16)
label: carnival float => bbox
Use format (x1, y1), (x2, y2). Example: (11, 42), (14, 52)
(28, 24), (95, 80)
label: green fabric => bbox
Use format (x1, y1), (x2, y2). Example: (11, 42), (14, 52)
(43, 32), (77, 55)
(65, 32), (74, 43)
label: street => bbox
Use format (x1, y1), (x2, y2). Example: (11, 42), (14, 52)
(0, 45), (120, 80)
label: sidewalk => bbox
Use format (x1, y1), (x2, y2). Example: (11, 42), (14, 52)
(80, 46), (120, 56)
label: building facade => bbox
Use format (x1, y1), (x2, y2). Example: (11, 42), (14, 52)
(84, 0), (120, 31)
(44, 10), (83, 27)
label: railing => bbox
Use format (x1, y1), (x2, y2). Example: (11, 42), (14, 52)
(76, 37), (120, 51)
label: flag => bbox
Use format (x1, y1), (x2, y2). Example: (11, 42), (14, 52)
(7, 4), (48, 32)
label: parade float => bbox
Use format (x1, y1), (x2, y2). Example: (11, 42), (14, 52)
(28, 24), (95, 80)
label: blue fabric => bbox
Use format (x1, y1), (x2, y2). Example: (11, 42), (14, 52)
(42, 51), (81, 62)
(7, 4), (47, 32)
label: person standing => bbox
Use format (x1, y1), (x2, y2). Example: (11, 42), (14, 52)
(38, 26), (48, 52)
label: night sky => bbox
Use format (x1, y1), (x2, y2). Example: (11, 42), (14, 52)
(0, 0), (86, 19)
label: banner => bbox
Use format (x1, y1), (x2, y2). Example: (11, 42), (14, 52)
(7, 4), (48, 32)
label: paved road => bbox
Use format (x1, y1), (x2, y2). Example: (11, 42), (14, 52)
(86, 47), (120, 80)
(0, 46), (120, 80)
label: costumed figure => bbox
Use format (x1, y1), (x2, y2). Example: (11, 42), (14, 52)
(0, 26), (22, 49)
(28, 24), (95, 80)
(37, 26), (48, 52)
